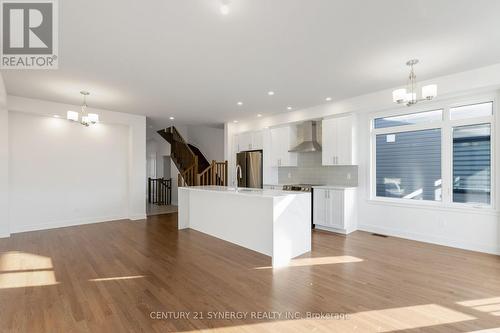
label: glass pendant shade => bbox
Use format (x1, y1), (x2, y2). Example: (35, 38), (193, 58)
(422, 84), (437, 99)
(392, 89), (407, 103)
(87, 113), (99, 123)
(67, 111), (79, 121)
(405, 92), (416, 103)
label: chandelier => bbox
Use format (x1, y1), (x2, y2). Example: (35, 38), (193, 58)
(392, 59), (437, 106)
(66, 91), (99, 126)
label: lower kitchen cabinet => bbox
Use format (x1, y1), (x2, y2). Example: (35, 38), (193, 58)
(313, 187), (357, 234)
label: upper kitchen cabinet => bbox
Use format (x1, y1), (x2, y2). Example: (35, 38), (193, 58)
(322, 115), (356, 166)
(270, 125), (298, 167)
(235, 130), (263, 152)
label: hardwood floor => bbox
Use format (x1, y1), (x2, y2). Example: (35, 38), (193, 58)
(1, 213), (500, 332)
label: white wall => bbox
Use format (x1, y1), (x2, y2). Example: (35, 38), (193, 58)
(227, 63), (500, 255)
(0, 74), (8, 237)
(6, 96), (147, 234)
(187, 125), (224, 161)
(9, 112), (130, 232)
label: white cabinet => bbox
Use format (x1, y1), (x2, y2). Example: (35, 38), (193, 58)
(270, 126), (298, 167)
(235, 131), (263, 152)
(322, 115), (355, 166)
(251, 130), (263, 150)
(313, 187), (357, 234)
(262, 129), (278, 185)
(237, 132), (252, 152)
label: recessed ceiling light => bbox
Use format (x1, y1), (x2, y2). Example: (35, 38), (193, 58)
(233, 120), (238, 123)
(287, 106), (292, 110)
(237, 101), (243, 106)
(268, 91), (275, 96)
(220, 4), (229, 15)
(257, 114), (262, 117)
(169, 117), (175, 120)
(53, 115), (60, 118)
(325, 97), (332, 101)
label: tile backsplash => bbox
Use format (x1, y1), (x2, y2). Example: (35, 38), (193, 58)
(278, 152), (358, 186)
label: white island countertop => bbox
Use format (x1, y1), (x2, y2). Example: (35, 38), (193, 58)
(178, 186), (311, 267)
(184, 185), (301, 197)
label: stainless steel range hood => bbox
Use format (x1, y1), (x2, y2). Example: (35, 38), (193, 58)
(288, 121), (322, 153)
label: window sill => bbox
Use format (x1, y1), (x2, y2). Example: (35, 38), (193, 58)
(367, 198), (498, 216)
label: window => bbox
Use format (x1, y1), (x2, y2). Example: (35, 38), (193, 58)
(376, 129), (441, 201)
(372, 100), (494, 208)
(450, 102), (492, 120)
(374, 109), (442, 129)
(453, 124), (491, 204)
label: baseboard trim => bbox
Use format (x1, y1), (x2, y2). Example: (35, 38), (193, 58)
(315, 225), (355, 235)
(129, 214), (147, 221)
(12, 215), (132, 234)
(358, 223), (500, 255)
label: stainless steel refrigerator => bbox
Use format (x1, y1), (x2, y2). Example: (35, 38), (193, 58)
(236, 151), (263, 188)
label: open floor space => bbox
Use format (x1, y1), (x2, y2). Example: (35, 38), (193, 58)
(1, 213), (500, 332)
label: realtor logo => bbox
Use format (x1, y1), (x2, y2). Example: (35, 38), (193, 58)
(1, 0), (58, 69)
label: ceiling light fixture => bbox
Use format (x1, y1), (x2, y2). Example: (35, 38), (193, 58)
(53, 115), (60, 118)
(233, 120), (238, 123)
(257, 114), (262, 117)
(268, 91), (275, 96)
(325, 97), (332, 101)
(237, 101), (243, 106)
(287, 106), (292, 110)
(66, 91), (99, 126)
(169, 116), (175, 120)
(220, 1), (230, 15)
(393, 59), (437, 106)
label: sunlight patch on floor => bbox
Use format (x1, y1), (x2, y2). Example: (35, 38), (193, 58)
(458, 297), (500, 316)
(254, 255), (363, 269)
(0, 270), (58, 289)
(0, 251), (53, 272)
(89, 275), (146, 282)
(0, 251), (59, 289)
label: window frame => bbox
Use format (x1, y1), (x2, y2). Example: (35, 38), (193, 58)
(370, 94), (496, 210)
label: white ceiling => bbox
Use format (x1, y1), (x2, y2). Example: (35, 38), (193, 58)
(3, 0), (500, 127)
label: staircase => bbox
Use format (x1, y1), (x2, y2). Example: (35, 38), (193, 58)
(157, 126), (228, 187)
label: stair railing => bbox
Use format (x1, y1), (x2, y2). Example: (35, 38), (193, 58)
(148, 178), (172, 205)
(178, 156), (198, 187)
(159, 127), (228, 187)
(197, 160), (228, 186)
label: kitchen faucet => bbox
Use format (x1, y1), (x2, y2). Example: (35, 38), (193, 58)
(234, 164), (242, 188)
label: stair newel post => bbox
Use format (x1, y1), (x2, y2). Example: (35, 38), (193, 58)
(194, 155), (199, 186)
(224, 161), (228, 186)
(211, 160), (216, 185)
(148, 177), (152, 203)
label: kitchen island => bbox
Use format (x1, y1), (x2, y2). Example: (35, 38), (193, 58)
(178, 186), (311, 267)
